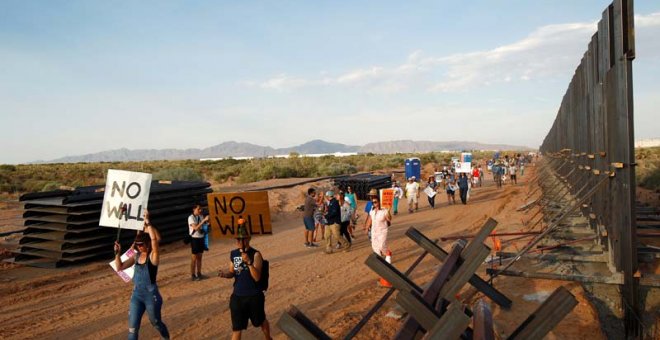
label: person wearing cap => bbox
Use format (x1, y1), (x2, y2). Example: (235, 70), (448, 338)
(324, 190), (350, 254)
(339, 192), (353, 246)
(218, 224), (272, 340)
(404, 176), (420, 213)
(113, 209), (170, 340)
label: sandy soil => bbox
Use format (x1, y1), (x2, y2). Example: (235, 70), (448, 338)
(0, 165), (611, 339)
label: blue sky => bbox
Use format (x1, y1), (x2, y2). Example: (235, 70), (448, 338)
(1, 1), (659, 164)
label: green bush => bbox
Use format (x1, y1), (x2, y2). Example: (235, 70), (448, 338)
(0, 164), (17, 171)
(42, 182), (62, 191)
(153, 168), (203, 181)
(639, 168), (660, 190)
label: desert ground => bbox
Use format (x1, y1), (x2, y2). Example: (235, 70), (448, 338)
(0, 164), (644, 339)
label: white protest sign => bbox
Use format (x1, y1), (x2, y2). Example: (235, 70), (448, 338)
(424, 186), (436, 198)
(109, 248), (136, 283)
(456, 162), (472, 173)
(100, 169), (152, 231)
(456, 152), (472, 173)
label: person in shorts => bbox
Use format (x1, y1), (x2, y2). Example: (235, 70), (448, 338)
(218, 226), (271, 340)
(303, 188), (318, 248)
(188, 204), (208, 281)
(404, 176), (420, 213)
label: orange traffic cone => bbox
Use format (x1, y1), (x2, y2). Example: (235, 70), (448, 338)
(378, 250), (393, 288)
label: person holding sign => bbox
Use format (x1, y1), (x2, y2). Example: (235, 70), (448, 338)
(218, 226), (272, 340)
(189, 204), (209, 281)
(458, 173), (470, 204)
(425, 176), (438, 209)
(113, 210), (170, 340)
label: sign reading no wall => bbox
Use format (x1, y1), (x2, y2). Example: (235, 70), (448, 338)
(99, 169), (152, 231)
(207, 191), (272, 239)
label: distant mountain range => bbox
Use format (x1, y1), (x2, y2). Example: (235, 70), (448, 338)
(41, 139), (533, 163)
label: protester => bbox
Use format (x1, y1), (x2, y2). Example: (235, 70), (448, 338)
(364, 188), (378, 213)
(189, 204), (209, 281)
(363, 197), (392, 257)
(339, 193), (352, 246)
(478, 165), (484, 187)
(502, 162), (509, 185)
(392, 182), (403, 215)
(509, 163), (518, 185)
(446, 178), (457, 204)
(113, 210), (170, 340)
(458, 173), (469, 204)
(472, 166), (480, 188)
(313, 191), (326, 242)
(344, 186), (358, 236)
(425, 176), (438, 209)
(404, 176), (420, 213)
(519, 161), (525, 177)
(493, 162), (503, 188)
(217, 226), (271, 340)
(324, 190), (350, 254)
(302, 188), (318, 248)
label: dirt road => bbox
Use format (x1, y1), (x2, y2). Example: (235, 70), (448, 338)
(0, 166), (606, 339)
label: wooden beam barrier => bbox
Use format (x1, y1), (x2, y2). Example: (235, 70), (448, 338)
(395, 242), (465, 340)
(473, 300), (495, 340)
(406, 226), (512, 309)
(507, 286), (578, 339)
(424, 303), (472, 340)
(276, 305), (331, 340)
(365, 253), (422, 294)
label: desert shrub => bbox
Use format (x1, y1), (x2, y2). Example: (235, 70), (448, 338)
(328, 163), (358, 176)
(23, 179), (48, 193)
(0, 164), (17, 171)
(213, 163), (244, 182)
(153, 168), (203, 181)
(42, 182), (62, 191)
(636, 147), (660, 190)
(639, 168), (660, 190)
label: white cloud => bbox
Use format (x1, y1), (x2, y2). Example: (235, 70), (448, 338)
(636, 12), (660, 27)
(258, 74), (307, 91)
(253, 12), (660, 94)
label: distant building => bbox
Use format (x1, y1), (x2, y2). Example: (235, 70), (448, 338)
(635, 138), (660, 148)
(200, 152), (358, 161)
(200, 156), (254, 161)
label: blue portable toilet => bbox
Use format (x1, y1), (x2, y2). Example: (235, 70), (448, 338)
(404, 158), (421, 181)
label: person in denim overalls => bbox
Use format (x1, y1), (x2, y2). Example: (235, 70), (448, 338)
(114, 210), (170, 340)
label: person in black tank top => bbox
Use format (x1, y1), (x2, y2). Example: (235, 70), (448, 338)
(113, 210), (170, 340)
(218, 226), (272, 340)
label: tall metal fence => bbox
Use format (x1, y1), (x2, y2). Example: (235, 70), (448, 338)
(539, 0), (639, 336)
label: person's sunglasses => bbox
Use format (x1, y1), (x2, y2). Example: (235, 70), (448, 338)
(135, 243), (146, 247)
(372, 200), (379, 204)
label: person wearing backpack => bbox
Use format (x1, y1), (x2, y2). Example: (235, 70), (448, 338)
(218, 225), (271, 340)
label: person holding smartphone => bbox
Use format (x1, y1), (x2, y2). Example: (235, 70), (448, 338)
(189, 204), (209, 281)
(218, 226), (271, 340)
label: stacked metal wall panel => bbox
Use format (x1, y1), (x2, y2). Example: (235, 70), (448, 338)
(334, 174), (392, 200)
(13, 181), (211, 268)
